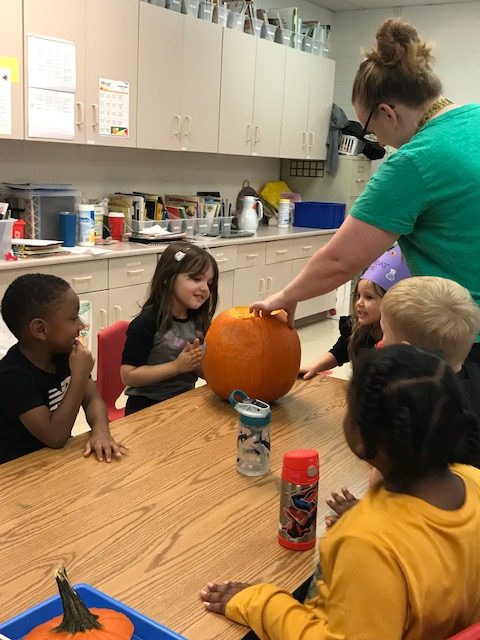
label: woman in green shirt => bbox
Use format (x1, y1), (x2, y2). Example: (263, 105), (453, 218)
(252, 18), (480, 366)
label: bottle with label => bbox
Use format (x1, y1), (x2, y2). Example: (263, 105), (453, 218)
(277, 198), (291, 228)
(229, 389), (271, 476)
(278, 449), (319, 550)
(77, 204), (95, 246)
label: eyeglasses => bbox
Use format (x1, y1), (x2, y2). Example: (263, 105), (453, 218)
(362, 106), (377, 140)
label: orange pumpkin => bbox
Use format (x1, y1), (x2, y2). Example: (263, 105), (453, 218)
(203, 306), (301, 402)
(25, 567), (133, 640)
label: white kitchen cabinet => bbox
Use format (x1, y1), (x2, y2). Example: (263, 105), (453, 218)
(280, 49), (335, 160)
(291, 257), (336, 320)
(138, 5), (222, 153)
(79, 289), (109, 378)
(0, 0), (24, 140)
(216, 270), (234, 316)
(108, 283), (149, 325)
(24, 0), (138, 146)
(219, 29), (285, 157)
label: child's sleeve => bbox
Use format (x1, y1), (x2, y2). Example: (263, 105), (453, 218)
(121, 310), (157, 368)
(0, 370), (48, 418)
(328, 316), (352, 366)
(225, 536), (406, 640)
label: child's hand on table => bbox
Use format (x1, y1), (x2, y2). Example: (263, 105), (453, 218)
(200, 581), (251, 615)
(325, 487), (358, 529)
(84, 429), (128, 463)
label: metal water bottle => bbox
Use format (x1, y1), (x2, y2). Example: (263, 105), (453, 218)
(229, 390), (271, 477)
(278, 449), (319, 550)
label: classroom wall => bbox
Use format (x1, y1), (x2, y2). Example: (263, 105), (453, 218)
(331, 2), (480, 119)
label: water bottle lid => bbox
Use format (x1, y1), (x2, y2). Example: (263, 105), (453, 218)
(229, 389), (271, 427)
(282, 449), (319, 483)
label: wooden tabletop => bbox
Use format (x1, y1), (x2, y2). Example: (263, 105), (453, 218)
(0, 376), (369, 639)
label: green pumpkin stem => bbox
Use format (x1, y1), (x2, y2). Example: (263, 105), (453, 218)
(52, 567), (103, 633)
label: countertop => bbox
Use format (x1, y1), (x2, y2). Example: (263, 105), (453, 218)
(0, 225), (338, 271)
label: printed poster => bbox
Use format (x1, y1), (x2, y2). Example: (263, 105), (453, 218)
(99, 78), (129, 137)
(27, 34), (76, 93)
(0, 68), (12, 135)
(79, 300), (93, 351)
(27, 87), (75, 140)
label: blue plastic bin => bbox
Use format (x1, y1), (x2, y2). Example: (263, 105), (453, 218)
(0, 584), (187, 640)
(293, 201), (345, 229)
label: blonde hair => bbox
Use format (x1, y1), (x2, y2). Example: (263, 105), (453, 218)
(352, 18), (442, 110)
(381, 277), (480, 369)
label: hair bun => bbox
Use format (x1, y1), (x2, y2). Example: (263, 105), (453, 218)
(374, 18), (434, 69)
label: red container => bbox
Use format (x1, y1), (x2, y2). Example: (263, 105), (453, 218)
(278, 449), (319, 551)
(12, 219), (25, 239)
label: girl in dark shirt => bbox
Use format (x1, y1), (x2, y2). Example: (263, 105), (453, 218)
(300, 247), (410, 379)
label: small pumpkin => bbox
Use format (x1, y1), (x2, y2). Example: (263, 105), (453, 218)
(203, 306), (301, 402)
(24, 567), (134, 640)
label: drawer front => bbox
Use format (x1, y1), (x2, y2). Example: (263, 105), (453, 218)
(236, 243), (266, 269)
(0, 266), (52, 299)
(109, 254), (157, 289)
(265, 239), (295, 264)
(292, 236), (318, 259)
(54, 260), (108, 294)
(317, 233), (334, 249)
(350, 159), (370, 196)
(209, 245), (237, 273)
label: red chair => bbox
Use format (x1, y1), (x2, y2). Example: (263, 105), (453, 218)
(448, 623), (480, 639)
(96, 320), (129, 422)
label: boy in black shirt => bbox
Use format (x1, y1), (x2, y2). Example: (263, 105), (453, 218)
(0, 273), (127, 464)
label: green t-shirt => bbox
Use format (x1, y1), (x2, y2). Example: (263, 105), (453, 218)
(351, 104), (480, 324)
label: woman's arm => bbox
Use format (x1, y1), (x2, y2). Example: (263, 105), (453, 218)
(251, 217), (398, 327)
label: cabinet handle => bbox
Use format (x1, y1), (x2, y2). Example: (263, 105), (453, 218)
(266, 276), (273, 294)
(216, 258), (228, 264)
(114, 305), (121, 321)
(259, 278), (266, 296)
(72, 276), (92, 283)
(254, 125), (261, 143)
(309, 131), (315, 147)
(127, 268), (145, 275)
(355, 178), (366, 183)
(246, 253), (259, 259)
(215, 252), (224, 258)
(275, 249), (288, 255)
(91, 104), (98, 127)
(301, 131), (307, 148)
(76, 101), (84, 126)
(100, 308), (107, 330)
(302, 245), (313, 251)
(246, 124), (253, 143)
(183, 115), (192, 137)
(173, 114), (181, 137)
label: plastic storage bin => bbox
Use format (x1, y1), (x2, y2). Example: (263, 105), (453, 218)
(293, 202), (345, 229)
(198, 1), (213, 21)
(0, 583), (187, 640)
(339, 133), (365, 156)
(213, 5), (228, 26)
(292, 32), (304, 50)
(0, 219), (14, 259)
(260, 22), (276, 41)
(274, 27), (293, 47)
(181, 0), (199, 16)
(227, 10), (246, 30)
(245, 16), (262, 36)
(166, 0), (181, 11)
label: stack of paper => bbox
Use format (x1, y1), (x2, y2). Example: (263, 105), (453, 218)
(11, 238), (69, 258)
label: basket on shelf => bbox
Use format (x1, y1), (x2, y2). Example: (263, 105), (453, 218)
(338, 133), (365, 156)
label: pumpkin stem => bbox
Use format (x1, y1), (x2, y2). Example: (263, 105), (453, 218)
(52, 567), (103, 633)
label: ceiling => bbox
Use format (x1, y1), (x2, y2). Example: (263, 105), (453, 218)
(317, 0), (479, 10)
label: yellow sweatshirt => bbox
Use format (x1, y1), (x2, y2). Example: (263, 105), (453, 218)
(226, 464), (480, 640)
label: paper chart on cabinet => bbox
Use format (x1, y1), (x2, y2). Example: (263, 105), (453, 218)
(0, 68), (12, 136)
(99, 78), (129, 137)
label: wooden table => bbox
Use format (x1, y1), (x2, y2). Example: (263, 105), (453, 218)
(0, 376), (369, 639)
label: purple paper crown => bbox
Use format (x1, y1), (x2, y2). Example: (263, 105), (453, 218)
(361, 247), (411, 292)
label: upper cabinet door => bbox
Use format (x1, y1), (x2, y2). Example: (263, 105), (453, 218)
(181, 17), (222, 153)
(218, 29), (256, 156)
(85, 0), (138, 147)
(137, 4), (183, 151)
(279, 48), (310, 159)
(252, 38), (286, 158)
(307, 56), (335, 160)
(24, 0), (86, 143)
(0, 0), (24, 140)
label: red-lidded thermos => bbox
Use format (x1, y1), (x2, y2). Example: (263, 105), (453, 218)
(278, 449), (319, 551)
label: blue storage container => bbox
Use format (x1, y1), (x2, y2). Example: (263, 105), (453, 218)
(0, 584), (187, 640)
(293, 201), (345, 229)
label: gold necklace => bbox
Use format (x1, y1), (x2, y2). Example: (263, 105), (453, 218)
(417, 97), (453, 130)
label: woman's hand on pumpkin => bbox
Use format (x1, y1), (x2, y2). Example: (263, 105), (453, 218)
(250, 292), (297, 329)
(84, 429), (128, 463)
(200, 581), (251, 615)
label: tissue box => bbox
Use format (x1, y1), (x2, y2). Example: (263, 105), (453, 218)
(293, 201), (345, 229)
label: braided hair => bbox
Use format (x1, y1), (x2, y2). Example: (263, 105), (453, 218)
(347, 344), (480, 481)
